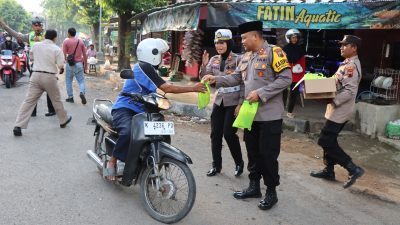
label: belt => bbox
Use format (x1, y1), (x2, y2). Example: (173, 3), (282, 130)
(32, 70), (56, 75)
(218, 85), (240, 94)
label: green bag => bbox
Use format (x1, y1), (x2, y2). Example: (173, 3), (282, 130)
(386, 120), (400, 139)
(233, 100), (259, 131)
(197, 80), (211, 109)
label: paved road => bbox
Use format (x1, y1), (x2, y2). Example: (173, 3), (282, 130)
(0, 75), (399, 225)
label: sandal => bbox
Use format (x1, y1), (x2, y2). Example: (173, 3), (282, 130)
(103, 162), (117, 181)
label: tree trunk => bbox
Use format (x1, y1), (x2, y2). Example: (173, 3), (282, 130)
(92, 22), (99, 51)
(118, 12), (132, 71)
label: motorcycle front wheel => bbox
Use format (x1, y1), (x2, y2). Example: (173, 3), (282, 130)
(5, 75), (11, 88)
(140, 157), (196, 224)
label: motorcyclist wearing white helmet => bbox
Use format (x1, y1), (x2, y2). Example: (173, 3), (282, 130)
(105, 38), (205, 181)
(282, 29), (305, 119)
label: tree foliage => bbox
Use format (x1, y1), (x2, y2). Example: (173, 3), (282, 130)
(41, 0), (89, 42)
(67, 0), (112, 50)
(0, 0), (31, 33)
(96, 0), (169, 70)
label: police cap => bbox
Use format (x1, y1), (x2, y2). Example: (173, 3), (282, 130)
(338, 35), (362, 47)
(214, 29), (232, 43)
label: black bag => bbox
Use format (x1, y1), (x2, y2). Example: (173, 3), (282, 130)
(67, 40), (80, 66)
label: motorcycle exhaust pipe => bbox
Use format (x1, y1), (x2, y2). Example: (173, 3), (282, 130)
(87, 150), (103, 169)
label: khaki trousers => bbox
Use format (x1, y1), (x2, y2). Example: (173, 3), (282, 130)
(15, 72), (68, 129)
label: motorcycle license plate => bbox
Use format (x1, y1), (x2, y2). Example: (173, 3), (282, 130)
(144, 121), (175, 135)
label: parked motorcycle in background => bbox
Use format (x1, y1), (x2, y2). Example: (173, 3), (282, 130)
(0, 49), (18, 88)
(87, 69), (196, 224)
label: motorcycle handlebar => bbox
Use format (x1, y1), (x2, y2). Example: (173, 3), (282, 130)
(121, 92), (143, 102)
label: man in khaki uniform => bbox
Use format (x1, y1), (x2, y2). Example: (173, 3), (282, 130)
(203, 21), (292, 210)
(310, 35), (364, 189)
(13, 30), (72, 136)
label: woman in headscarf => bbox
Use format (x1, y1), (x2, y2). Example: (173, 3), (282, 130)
(200, 29), (244, 177)
(283, 29), (306, 119)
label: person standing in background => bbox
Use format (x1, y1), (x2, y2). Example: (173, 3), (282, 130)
(63, 27), (88, 105)
(283, 29), (305, 119)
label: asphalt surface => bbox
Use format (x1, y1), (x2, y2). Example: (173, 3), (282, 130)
(0, 75), (399, 225)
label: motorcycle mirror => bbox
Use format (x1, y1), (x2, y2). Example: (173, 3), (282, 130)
(120, 69), (134, 79)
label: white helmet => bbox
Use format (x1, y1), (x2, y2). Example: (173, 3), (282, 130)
(285, 29), (301, 43)
(137, 38), (169, 66)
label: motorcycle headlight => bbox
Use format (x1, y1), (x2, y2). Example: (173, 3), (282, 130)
(7, 61), (12, 65)
(156, 97), (171, 110)
(1, 60), (6, 65)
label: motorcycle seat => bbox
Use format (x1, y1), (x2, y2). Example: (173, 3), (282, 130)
(96, 103), (113, 125)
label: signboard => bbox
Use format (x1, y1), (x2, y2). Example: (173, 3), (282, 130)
(207, 1), (400, 29)
(142, 3), (201, 34)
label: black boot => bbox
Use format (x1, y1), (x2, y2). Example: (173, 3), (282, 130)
(206, 166), (221, 176)
(310, 165), (335, 181)
(233, 180), (262, 199)
(234, 161), (244, 177)
(343, 161), (364, 189)
(258, 189), (278, 210)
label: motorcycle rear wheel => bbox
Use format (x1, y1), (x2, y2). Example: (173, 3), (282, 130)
(140, 157), (196, 224)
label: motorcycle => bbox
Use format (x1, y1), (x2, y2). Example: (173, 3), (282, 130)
(87, 69), (196, 224)
(0, 49), (18, 88)
(17, 47), (29, 76)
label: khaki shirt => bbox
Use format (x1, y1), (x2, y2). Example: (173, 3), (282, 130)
(325, 55), (362, 123)
(200, 53), (244, 107)
(31, 39), (65, 74)
(215, 42), (292, 121)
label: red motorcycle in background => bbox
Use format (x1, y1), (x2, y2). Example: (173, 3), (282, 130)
(0, 49), (18, 88)
(17, 47), (29, 76)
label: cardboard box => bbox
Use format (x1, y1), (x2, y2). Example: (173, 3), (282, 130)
(303, 78), (336, 99)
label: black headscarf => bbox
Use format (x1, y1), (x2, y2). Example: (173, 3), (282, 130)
(283, 43), (305, 64)
(219, 39), (234, 72)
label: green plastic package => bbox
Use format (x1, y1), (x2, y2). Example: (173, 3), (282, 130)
(197, 80), (211, 109)
(233, 100), (259, 131)
(386, 120), (400, 139)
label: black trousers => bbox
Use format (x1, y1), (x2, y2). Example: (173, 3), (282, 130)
(210, 103), (243, 168)
(318, 120), (352, 167)
(244, 119), (282, 188)
(30, 64), (55, 115)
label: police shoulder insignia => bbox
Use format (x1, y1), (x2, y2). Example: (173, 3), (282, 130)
(345, 65), (355, 78)
(271, 47), (290, 73)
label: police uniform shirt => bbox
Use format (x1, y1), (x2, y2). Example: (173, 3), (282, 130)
(325, 55), (362, 124)
(215, 42), (292, 121)
(112, 62), (166, 113)
(200, 53), (244, 107)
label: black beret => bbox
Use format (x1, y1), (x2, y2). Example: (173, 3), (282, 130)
(239, 21), (263, 35)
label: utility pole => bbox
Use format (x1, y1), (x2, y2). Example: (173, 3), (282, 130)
(99, 5), (102, 54)
(97, 5), (104, 61)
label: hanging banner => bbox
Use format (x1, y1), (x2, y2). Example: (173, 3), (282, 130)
(207, 1), (400, 29)
(142, 3), (201, 34)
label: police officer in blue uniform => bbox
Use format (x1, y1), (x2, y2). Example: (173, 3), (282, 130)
(104, 38), (205, 181)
